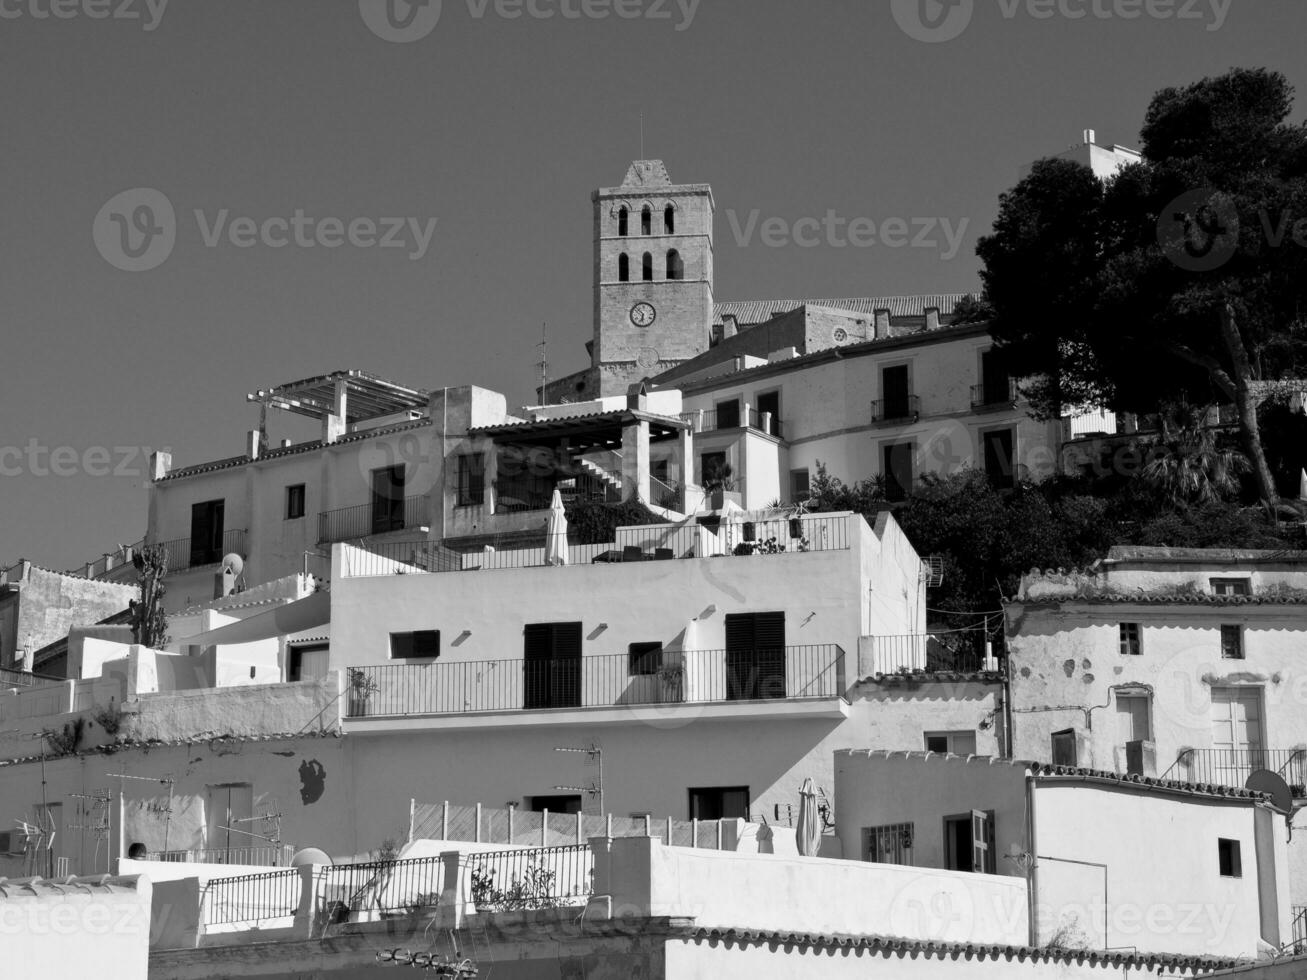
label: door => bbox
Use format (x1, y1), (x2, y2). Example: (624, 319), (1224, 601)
(982, 429), (1015, 489)
(189, 500), (225, 566)
(205, 784), (254, 860)
(1211, 688), (1263, 786)
(980, 349), (1010, 405)
(288, 644), (330, 682)
(370, 465), (406, 533)
(715, 399), (741, 430)
(755, 391), (781, 436)
(724, 612), (786, 700)
(970, 810), (993, 874)
(523, 622), (582, 710)
(882, 442), (914, 502)
(882, 365), (910, 419)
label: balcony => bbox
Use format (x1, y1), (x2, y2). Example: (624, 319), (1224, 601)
(344, 645), (848, 722)
(1173, 748), (1307, 796)
(149, 529), (246, 574)
(681, 406), (784, 440)
(317, 496), (429, 544)
(870, 396), (920, 426)
(970, 379), (1019, 411)
(146, 845), (296, 866)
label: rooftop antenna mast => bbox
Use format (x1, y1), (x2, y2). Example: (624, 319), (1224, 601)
(640, 112), (644, 159)
(538, 323), (548, 406)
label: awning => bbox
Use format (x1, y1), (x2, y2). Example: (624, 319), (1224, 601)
(177, 591), (331, 647)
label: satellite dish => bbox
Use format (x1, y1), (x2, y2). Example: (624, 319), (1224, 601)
(291, 847), (330, 867)
(221, 553), (244, 576)
(1245, 769), (1294, 812)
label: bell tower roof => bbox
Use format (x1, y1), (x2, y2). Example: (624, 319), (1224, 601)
(621, 160), (672, 188)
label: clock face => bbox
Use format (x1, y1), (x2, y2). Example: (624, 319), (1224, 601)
(630, 302), (656, 327)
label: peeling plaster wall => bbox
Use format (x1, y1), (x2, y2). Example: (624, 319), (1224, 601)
(2, 567), (135, 668)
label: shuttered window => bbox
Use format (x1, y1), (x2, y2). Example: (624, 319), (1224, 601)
(724, 612), (786, 700)
(523, 622), (582, 710)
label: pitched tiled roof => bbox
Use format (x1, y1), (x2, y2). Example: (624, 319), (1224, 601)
(682, 926), (1238, 974)
(713, 294), (971, 326)
(1015, 592), (1307, 606)
(0, 729), (341, 770)
(1107, 545), (1307, 564)
(0, 874), (146, 898)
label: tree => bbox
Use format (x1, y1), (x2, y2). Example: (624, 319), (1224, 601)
(977, 68), (1307, 509)
(129, 544), (169, 649)
(1138, 403), (1249, 505)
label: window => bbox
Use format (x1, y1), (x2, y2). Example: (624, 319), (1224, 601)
(617, 207), (628, 237)
(982, 428), (1016, 490)
(641, 206), (652, 236)
(628, 641), (663, 675)
(285, 484), (305, 520)
(715, 398), (741, 429)
(943, 810), (995, 874)
(700, 451), (728, 486)
(370, 465), (406, 533)
(1051, 729), (1078, 766)
(641, 251), (653, 281)
(523, 622), (582, 710)
(288, 643), (330, 682)
(1116, 692), (1151, 742)
(979, 349), (1011, 405)
(688, 786), (750, 821)
(755, 391), (781, 436)
(664, 204), (675, 234)
(1220, 624), (1244, 660)
(1218, 838), (1242, 877)
(529, 795), (582, 814)
(790, 468), (810, 503)
(618, 252), (630, 282)
(390, 630), (440, 659)
(456, 453), (485, 507)
(924, 731), (977, 755)
(881, 365), (911, 420)
(666, 249), (683, 280)
(205, 784), (253, 854)
(1119, 623), (1141, 656)
(863, 822), (914, 865)
(724, 612), (786, 700)
(189, 499), (226, 566)
(1211, 578), (1251, 596)
(882, 442), (914, 503)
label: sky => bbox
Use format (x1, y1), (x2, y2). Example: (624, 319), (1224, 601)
(2, 0), (1306, 571)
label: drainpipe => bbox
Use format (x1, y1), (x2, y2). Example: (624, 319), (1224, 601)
(1025, 773), (1039, 948)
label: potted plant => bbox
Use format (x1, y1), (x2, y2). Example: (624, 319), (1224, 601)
(656, 661), (685, 703)
(347, 667), (379, 716)
(701, 462), (741, 510)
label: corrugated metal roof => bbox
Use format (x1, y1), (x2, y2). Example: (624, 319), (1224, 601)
(713, 294), (971, 326)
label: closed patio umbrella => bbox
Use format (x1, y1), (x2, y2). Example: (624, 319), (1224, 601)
(545, 487), (569, 566)
(796, 777), (821, 857)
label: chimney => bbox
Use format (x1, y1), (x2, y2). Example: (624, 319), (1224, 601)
(721, 314), (738, 339)
(246, 430), (261, 460)
(925, 307), (941, 331)
(1083, 129), (1096, 145)
(281, 438), (292, 448)
(873, 309), (891, 339)
(149, 451), (172, 481)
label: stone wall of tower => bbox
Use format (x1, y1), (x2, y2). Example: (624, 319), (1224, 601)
(592, 163), (714, 397)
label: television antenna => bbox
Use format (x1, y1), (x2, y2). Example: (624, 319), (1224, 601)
(107, 770), (177, 853)
(554, 742), (603, 815)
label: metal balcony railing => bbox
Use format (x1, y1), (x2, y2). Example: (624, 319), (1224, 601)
(147, 529), (246, 574)
(862, 634), (992, 674)
(1291, 906), (1307, 954)
(317, 496), (429, 543)
(317, 854), (447, 918)
(146, 844), (295, 866)
(344, 644), (847, 719)
(680, 406), (784, 440)
(467, 845), (593, 911)
(202, 869), (302, 926)
(970, 379), (1019, 410)
(870, 395), (921, 425)
(1174, 748), (1307, 795)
